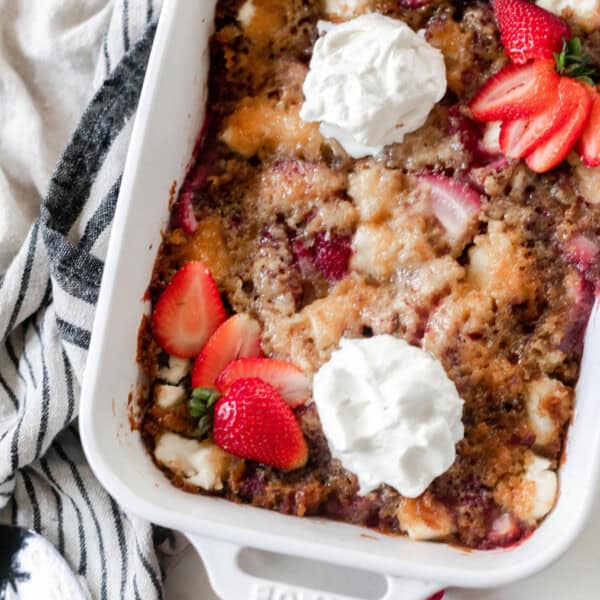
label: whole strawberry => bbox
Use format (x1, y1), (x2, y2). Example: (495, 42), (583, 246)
(493, 0), (570, 64)
(212, 378), (308, 471)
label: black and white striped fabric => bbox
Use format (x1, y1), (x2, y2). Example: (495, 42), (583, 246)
(0, 2), (181, 598)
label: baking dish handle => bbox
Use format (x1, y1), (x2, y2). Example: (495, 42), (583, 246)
(188, 535), (443, 600)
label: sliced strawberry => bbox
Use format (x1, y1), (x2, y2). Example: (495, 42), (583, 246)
(191, 313), (262, 389)
(469, 60), (559, 122)
(526, 78), (592, 173)
(152, 261), (227, 358)
(418, 174), (482, 243)
(213, 378), (308, 471)
(493, 0), (570, 64)
(217, 357), (310, 407)
(488, 512), (522, 547)
(313, 232), (352, 282)
(577, 88), (600, 167)
(499, 98), (561, 161)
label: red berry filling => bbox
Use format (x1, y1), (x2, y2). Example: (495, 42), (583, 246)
(292, 232), (352, 283)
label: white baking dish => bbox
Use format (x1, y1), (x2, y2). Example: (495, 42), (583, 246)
(79, 1), (600, 598)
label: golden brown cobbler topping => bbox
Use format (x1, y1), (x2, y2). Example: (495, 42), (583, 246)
(138, 0), (600, 549)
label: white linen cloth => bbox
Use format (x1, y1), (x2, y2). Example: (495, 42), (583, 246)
(0, 0), (158, 270)
(0, 2), (195, 599)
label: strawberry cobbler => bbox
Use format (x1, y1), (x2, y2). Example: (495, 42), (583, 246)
(137, 0), (600, 549)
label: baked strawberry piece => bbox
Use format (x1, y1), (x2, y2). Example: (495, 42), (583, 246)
(191, 313), (262, 389)
(564, 235), (600, 276)
(217, 357), (311, 407)
(293, 232), (352, 283)
(173, 191), (198, 234)
(448, 106), (501, 167)
(418, 173), (482, 244)
(561, 273), (595, 356)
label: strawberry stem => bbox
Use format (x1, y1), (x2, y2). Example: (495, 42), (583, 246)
(554, 37), (599, 85)
(189, 387), (220, 437)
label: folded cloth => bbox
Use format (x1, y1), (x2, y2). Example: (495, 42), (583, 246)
(0, 0), (112, 273)
(0, 1), (183, 598)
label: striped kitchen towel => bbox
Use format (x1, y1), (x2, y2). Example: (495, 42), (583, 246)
(0, 1), (183, 598)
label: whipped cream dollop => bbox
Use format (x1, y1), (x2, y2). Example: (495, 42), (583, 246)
(300, 13), (447, 158)
(313, 336), (464, 497)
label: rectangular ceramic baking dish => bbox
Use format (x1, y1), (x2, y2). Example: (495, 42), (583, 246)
(79, 1), (600, 598)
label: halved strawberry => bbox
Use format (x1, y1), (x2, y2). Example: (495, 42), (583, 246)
(577, 88), (600, 167)
(418, 174), (482, 243)
(493, 0), (570, 64)
(213, 378), (308, 471)
(448, 106), (503, 167)
(191, 313), (262, 389)
(216, 357), (310, 407)
(152, 261), (227, 358)
(526, 78), (592, 173)
(469, 60), (559, 122)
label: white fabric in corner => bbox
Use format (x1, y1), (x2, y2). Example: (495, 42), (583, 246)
(0, 0), (112, 272)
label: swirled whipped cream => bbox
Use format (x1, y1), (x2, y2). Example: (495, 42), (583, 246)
(313, 336), (464, 497)
(300, 13), (447, 158)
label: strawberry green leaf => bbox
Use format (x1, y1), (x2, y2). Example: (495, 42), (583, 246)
(188, 387), (220, 436)
(555, 37), (600, 84)
(195, 415), (213, 438)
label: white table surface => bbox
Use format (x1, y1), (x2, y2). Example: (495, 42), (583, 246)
(164, 483), (600, 599)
